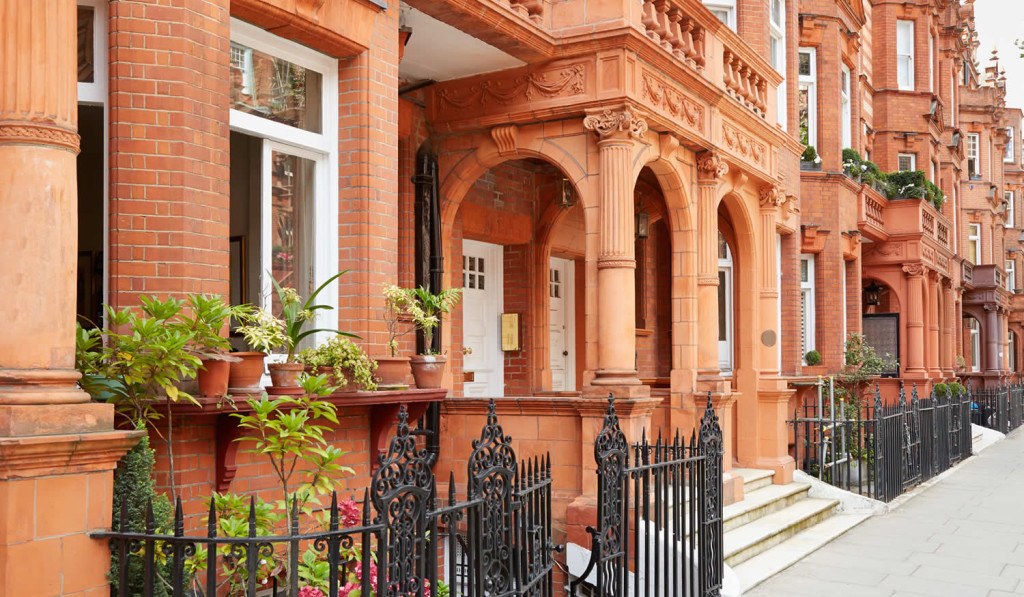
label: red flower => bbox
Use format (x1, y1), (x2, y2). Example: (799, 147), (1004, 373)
(298, 587), (326, 597)
(339, 498), (361, 527)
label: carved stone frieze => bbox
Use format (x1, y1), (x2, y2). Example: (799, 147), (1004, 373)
(437, 63), (586, 108)
(583, 106), (648, 141)
(696, 151), (728, 181)
(864, 242), (905, 258)
(640, 72), (705, 132)
(721, 120), (767, 167)
(0, 123), (80, 153)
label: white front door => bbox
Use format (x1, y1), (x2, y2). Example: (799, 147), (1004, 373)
(549, 257), (575, 391)
(462, 240), (504, 397)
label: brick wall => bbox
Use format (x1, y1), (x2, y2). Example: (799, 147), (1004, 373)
(107, 0), (232, 307)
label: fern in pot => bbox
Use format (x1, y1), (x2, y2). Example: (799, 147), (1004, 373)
(406, 285), (462, 389)
(296, 336), (378, 393)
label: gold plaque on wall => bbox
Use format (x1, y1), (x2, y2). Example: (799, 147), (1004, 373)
(501, 313), (520, 351)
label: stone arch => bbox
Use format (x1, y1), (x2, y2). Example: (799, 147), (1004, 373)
(434, 124), (595, 390)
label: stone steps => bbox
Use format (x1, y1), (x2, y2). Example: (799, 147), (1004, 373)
(722, 469), (870, 593)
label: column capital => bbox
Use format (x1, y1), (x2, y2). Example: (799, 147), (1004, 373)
(902, 263), (926, 277)
(697, 151), (729, 182)
(758, 184), (787, 209)
(583, 105), (648, 142)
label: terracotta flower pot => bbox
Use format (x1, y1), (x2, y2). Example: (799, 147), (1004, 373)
(316, 366), (360, 393)
(197, 358), (231, 398)
(228, 352), (266, 392)
(374, 356), (411, 389)
(409, 355), (446, 389)
(268, 362), (305, 388)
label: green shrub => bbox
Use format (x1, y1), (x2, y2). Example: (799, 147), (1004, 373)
(801, 145), (819, 163)
(296, 336), (378, 391)
(805, 350), (822, 366)
(886, 170), (927, 199)
(110, 433), (173, 596)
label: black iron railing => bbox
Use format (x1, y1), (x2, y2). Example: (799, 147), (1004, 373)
(971, 384), (1024, 434)
(569, 393), (723, 597)
(95, 396), (724, 597)
(791, 382), (972, 503)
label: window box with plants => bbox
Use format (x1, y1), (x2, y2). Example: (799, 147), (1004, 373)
(296, 336), (378, 393)
(800, 145), (822, 171)
(884, 170), (946, 211)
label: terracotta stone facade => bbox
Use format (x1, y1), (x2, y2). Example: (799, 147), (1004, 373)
(2, 0), (1024, 593)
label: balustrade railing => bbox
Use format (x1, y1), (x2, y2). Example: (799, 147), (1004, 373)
(722, 50), (766, 115)
(640, 0), (706, 70)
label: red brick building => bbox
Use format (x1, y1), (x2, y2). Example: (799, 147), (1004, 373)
(1, 0), (1022, 593)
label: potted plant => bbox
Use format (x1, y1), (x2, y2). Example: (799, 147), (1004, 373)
(267, 272), (357, 388)
(180, 294), (250, 398)
(296, 337), (377, 393)
(800, 145), (822, 171)
(804, 349), (822, 366)
(406, 285), (462, 389)
(377, 284), (416, 389)
(233, 306), (287, 391)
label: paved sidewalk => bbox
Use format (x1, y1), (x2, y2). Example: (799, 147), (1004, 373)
(748, 428), (1024, 597)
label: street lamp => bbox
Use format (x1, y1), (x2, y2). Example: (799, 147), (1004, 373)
(864, 281), (882, 306)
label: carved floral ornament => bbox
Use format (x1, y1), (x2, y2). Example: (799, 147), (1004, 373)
(758, 185), (786, 208)
(437, 63), (586, 109)
(696, 152), (728, 180)
(583, 107), (649, 141)
(641, 73), (704, 132)
(902, 263), (926, 277)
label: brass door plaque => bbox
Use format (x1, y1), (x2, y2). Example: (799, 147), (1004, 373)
(501, 313), (520, 351)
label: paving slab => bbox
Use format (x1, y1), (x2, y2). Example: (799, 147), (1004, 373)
(747, 428), (1024, 596)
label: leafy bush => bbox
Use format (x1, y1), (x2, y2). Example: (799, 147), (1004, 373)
(801, 145), (819, 163)
(933, 381), (964, 397)
(805, 350), (822, 366)
(297, 337), (378, 391)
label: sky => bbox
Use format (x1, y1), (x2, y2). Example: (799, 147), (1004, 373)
(973, 0), (1024, 111)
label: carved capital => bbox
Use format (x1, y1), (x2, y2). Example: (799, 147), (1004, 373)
(583, 106), (648, 141)
(902, 263), (925, 277)
(758, 184), (786, 208)
(942, 277), (954, 290)
(697, 151), (728, 181)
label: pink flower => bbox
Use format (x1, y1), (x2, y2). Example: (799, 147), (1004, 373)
(339, 498), (361, 527)
(337, 583), (358, 597)
(298, 587), (326, 597)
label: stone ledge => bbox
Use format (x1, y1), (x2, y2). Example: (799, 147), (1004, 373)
(0, 429), (144, 479)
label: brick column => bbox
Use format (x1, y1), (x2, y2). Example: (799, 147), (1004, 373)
(927, 272), (941, 377)
(582, 106), (648, 397)
(107, 0), (231, 306)
(941, 279), (955, 376)
(0, 0), (140, 594)
(903, 264), (927, 378)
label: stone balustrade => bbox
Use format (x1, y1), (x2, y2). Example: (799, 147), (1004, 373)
(640, 0), (707, 70)
(723, 48), (767, 115)
(502, 0), (545, 25)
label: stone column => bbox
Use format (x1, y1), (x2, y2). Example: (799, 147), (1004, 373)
(0, 1), (140, 594)
(986, 304), (1001, 372)
(582, 106), (649, 397)
(941, 279), (955, 376)
(927, 272), (941, 377)
(903, 264), (927, 378)
(696, 152), (728, 378)
(757, 185), (785, 376)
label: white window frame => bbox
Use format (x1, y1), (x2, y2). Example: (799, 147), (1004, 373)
(229, 18), (339, 353)
(799, 48), (817, 150)
(703, 0), (736, 30)
(77, 0), (109, 322)
(897, 20), (915, 91)
(841, 64), (852, 149)
(929, 33), (935, 92)
(968, 133), (980, 178)
(1006, 127), (1016, 163)
(930, 160), (936, 183)
(770, 0), (786, 129)
(718, 235), (734, 375)
(969, 318), (981, 372)
(800, 254), (816, 364)
(1006, 191), (1015, 228)
(898, 153), (916, 172)
(1006, 259), (1016, 292)
(969, 223), (981, 265)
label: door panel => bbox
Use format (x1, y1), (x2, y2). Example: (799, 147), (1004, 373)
(462, 240), (503, 397)
(549, 257), (575, 391)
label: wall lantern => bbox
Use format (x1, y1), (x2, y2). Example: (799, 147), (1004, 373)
(558, 178), (577, 209)
(864, 281), (882, 306)
(635, 198), (650, 239)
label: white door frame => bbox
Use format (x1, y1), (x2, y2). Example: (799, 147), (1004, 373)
(549, 256), (576, 391)
(462, 240), (504, 397)
(718, 239), (734, 375)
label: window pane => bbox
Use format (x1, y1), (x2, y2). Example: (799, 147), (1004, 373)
(798, 86), (810, 146)
(231, 42), (323, 133)
(771, 0), (783, 26)
(718, 271), (727, 340)
(77, 7), (94, 83)
(271, 152), (315, 324)
(799, 52), (811, 77)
